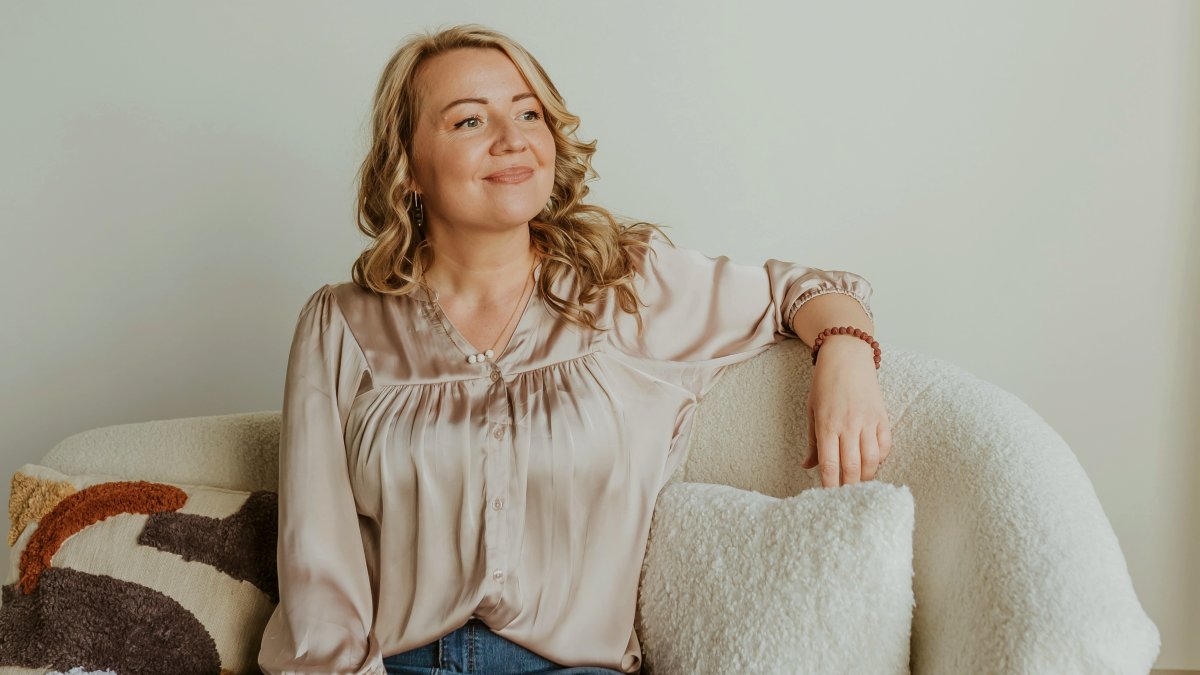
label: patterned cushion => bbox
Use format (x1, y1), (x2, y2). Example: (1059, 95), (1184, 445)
(635, 480), (916, 675)
(1, 463), (278, 675)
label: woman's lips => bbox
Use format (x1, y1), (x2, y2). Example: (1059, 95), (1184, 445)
(484, 167), (534, 184)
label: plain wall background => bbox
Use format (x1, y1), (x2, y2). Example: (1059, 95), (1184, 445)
(1, 0), (1196, 669)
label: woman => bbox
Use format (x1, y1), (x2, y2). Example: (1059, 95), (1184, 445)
(258, 23), (891, 675)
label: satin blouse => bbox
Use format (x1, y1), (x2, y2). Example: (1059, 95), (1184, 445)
(257, 229), (874, 674)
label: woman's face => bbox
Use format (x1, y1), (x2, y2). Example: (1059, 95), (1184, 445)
(409, 47), (556, 234)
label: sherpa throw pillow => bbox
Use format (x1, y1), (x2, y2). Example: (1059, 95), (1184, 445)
(635, 480), (916, 675)
(1, 463), (278, 675)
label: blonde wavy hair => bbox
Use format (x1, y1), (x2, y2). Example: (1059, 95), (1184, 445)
(350, 23), (674, 335)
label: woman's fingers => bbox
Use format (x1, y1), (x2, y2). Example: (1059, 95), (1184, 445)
(861, 426), (881, 481)
(810, 419), (887, 486)
(878, 419), (893, 463)
(839, 428), (861, 485)
(808, 406), (891, 486)
(816, 423), (841, 488)
(804, 401), (817, 469)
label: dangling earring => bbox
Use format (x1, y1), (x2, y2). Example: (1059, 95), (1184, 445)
(412, 192), (424, 229)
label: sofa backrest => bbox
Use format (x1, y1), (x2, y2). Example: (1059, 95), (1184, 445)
(40, 338), (917, 495)
(40, 409), (281, 492)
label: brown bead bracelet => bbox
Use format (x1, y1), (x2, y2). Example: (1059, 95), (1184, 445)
(812, 326), (882, 369)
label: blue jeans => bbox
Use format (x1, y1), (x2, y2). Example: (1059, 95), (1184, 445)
(381, 617), (629, 674)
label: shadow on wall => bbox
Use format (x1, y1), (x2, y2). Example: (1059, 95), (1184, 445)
(1181, 204), (1200, 663)
(1179, 0), (1200, 661)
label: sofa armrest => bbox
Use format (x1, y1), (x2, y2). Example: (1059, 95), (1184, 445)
(889, 351), (1160, 675)
(682, 341), (1161, 674)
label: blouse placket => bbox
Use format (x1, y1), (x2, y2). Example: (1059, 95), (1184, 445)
(481, 362), (512, 613)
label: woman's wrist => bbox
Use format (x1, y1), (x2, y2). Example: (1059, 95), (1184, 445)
(814, 334), (877, 364)
(806, 329), (883, 367)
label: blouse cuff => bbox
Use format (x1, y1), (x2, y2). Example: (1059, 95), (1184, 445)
(784, 286), (875, 334)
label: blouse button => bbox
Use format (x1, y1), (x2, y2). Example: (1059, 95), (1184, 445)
(493, 426), (505, 439)
(489, 369), (500, 382)
(492, 498), (504, 511)
(492, 569), (505, 582)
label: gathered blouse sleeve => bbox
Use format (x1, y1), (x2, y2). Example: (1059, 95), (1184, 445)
(258, 284), (385, 675)
(607, 230), (874, 396)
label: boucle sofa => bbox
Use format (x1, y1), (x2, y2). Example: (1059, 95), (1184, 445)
(2, 339), (1160, 674)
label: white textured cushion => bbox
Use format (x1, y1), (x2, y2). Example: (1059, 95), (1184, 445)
(636, 480), (916, 675)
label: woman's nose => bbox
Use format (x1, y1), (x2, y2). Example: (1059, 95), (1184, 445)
(490, 116), (528, 152)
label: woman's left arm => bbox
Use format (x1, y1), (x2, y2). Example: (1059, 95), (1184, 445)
(791, 292), (893, 487)
(608, 229), (892, 484)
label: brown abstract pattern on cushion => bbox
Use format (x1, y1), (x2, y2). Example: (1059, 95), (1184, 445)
(0, 566), (224, 674)
(18, 481), (188, 594)
(1, 468), (279, 675)
(8, 472), (76, 546)
(139, 490), (279, 603)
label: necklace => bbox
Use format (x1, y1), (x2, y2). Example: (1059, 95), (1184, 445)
(419, 255), (537, 364)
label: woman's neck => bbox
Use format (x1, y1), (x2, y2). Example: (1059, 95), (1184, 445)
(421, 227), (539, 306)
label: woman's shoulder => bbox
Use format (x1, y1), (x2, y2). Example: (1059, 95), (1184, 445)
(326, 280), (372, 307)
(321, 279), (412, 304)
(316, 280), (420, 333)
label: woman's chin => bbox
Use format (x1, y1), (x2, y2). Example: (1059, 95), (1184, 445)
(487, 204), (548, 227)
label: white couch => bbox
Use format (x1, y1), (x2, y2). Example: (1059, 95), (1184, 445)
(27, 339), (1161, 674)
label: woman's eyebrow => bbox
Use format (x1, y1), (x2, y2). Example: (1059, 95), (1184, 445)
(441, 92), (536, 115)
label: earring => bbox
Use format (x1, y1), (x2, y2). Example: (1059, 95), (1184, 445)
(412, 192), (424, 228)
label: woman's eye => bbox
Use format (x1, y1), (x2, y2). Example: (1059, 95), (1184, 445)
(454, 110), (542, 130)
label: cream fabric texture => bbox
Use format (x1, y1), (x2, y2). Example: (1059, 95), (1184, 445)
(255, 229), (873, 674)
(635, 480), (915, 675)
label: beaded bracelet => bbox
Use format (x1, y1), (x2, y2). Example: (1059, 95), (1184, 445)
(812, 326), (882, 369)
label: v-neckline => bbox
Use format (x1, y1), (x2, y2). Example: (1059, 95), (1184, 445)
(422, 260), (543, 368)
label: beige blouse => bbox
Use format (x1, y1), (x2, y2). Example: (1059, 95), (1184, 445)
(257, 229), (874, 674)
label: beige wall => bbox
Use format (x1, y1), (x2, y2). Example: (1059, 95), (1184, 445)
(1, 0), (1195, 668)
